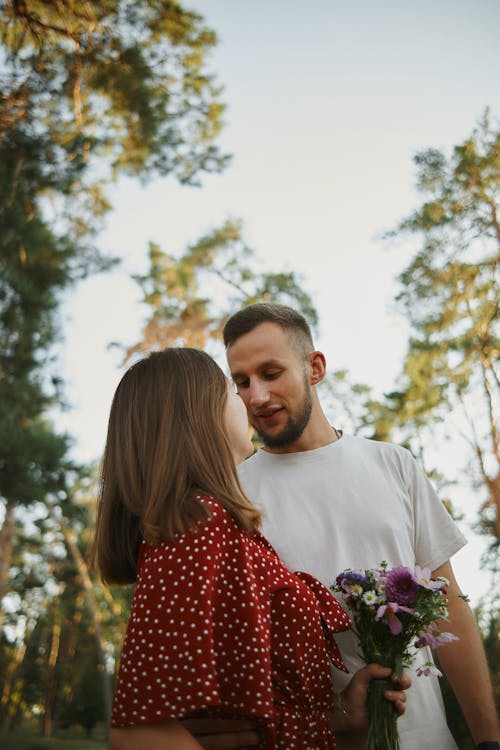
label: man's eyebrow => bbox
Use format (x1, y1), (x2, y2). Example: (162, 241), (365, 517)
(231, 359), (285, 377)
(258, 360), (284, 368)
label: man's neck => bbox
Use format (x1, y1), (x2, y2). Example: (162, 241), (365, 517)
(263, 417), (340, 455)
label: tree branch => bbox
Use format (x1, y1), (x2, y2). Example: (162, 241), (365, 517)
(456, 389), (490, 486)
(481, 366), (500, 465)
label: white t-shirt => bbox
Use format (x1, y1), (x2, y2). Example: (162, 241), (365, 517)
(238, 434), (467, 750)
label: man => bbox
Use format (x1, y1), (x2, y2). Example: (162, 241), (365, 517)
(222, 302), (499, 750)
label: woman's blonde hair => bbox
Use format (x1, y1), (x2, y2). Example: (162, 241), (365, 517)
(92, 348), (260, 584)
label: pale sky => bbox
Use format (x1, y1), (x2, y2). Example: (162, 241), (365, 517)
(58, 0), (500, 604)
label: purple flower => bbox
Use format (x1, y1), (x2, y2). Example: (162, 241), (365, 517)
(385, 566), (420, 605)
(337, 570), (370, 592)
(349, 570), (370, 585)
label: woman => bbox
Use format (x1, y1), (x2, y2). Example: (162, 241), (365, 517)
(92, 348), (407, 749)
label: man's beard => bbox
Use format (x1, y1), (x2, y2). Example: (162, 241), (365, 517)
(252, 378), (313, 448)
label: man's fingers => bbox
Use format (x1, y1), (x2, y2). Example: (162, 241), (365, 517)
(383, 689), (407, 717)
(345, 663), (392, 697)
(391, 671), (412, 690)
(363, 663), (412, 691)
(384, 689), (407, 702)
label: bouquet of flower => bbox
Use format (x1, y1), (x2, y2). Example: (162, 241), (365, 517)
(332, 561), (458, 750)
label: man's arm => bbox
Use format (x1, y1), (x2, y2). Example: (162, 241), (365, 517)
(432, 560), (499, 745)
(110, 720), (204, 750)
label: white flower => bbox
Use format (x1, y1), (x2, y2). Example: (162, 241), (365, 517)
(362, 590), (380, 606)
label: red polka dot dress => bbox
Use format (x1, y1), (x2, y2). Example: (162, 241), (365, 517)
(111, 497), (351, 748)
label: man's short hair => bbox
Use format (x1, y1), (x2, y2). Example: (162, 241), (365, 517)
(223, 303), (314, 357)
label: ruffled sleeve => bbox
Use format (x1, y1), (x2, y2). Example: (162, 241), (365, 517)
(294, 570), (351, 673)
(111, 497), (275, 727)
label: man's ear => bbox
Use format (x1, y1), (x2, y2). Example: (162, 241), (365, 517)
(309, 351), (326, 385)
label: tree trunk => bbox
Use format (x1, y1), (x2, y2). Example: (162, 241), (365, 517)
(56, 516), (113, 729)
(0, 640), (26, 727)
(484, 472), (500, 543)
(0, 500), (15, 631)
(43, 618), (61, 738)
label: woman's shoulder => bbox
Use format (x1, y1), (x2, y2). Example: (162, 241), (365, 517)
(195, 494), (241, 535)
(137, 495), (267, 596)
(140, 495), (239, 560)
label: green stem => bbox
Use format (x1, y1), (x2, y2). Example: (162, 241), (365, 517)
(365, 678), (400, 750)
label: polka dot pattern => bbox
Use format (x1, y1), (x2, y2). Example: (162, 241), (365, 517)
(111, 496), (351, 748)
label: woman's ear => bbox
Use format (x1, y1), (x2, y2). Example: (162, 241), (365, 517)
(309, 351), (327, 385)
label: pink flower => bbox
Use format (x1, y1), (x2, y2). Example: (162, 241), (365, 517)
(375, 602), (414, 635)
(434, 631), (458, 646)
(415, 623), (440, 648)
(415, 622), (458, 649)
(412, 565), (447, 591)
(416, 663), (442, 677)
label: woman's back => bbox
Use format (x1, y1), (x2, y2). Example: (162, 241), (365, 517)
(111, 496), (351, 749)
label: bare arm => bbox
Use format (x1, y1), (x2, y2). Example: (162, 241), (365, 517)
(109, 720), (205, 750)
(180, 718), (260, 749)
(432, 560), (499, 745)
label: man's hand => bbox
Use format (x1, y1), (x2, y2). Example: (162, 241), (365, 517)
(180, 718), (261, 749)
(333, 663), (411, 733)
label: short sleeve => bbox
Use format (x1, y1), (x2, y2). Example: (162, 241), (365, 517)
(403, 450), (467, 571)
(111, 498), (275, 727)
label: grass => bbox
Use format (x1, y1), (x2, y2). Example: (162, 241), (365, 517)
(0, 725), (108, 750)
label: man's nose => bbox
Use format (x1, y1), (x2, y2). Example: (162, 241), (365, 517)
(247, 380), (270, 408)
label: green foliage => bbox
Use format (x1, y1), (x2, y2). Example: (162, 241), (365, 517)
(0, 0), (229, 502)
(0, 501), (127, 735)
(56, 628), (108, 736)
(1, 0), (229, 184)
(0, 725), (107, 749)
(319, 369), (396, 441)
(0, 75), (102, 512)
(0, 1), (230, 737)
(125, 218), (318, 360)
(384, 111), (500, 546)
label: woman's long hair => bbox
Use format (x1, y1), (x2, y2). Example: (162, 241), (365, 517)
(91, 348), (260, 584)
